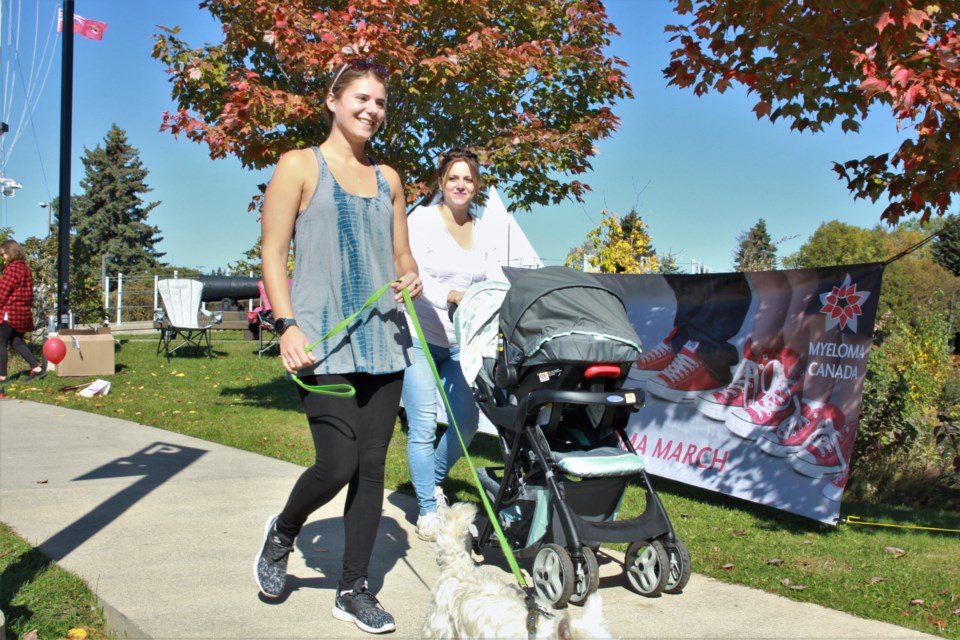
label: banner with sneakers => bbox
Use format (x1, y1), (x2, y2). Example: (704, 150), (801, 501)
(593, 264), (884, 524)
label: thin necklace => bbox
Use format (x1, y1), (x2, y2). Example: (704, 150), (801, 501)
(326, 152), (367, 182)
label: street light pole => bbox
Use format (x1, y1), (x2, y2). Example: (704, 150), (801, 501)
(57, 0), (75, 330)
(39, 202), (53, 235)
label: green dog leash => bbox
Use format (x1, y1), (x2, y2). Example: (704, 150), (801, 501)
(290, 279), (529, 588)
(401, 286), (529, 589)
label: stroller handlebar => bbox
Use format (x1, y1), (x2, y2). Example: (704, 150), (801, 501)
(517, 386), (645, 415)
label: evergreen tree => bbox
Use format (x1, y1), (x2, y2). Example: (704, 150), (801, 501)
(932, 215), (960, 277)
(733, 218), (777, 272)
(656, 252), (683, 274)
(70, 125), (164, 321)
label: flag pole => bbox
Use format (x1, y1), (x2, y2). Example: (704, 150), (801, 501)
(57, 0), (75, 329)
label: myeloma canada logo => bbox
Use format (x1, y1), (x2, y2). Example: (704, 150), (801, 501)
(819, 274), (871, 332)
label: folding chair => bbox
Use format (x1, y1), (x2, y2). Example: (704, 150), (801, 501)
(253, 279), (285, 358)
(155, 279), (223, 360)
(256, 309), (279, 358)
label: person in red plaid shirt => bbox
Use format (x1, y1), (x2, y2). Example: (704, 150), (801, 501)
(0, 239), (44, 386)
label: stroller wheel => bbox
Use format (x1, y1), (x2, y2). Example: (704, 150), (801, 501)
(568, 546), (600, 606)
(624, 539), (669, 597)
(664, 538), (692, 594)
(532, 543), (575, 609)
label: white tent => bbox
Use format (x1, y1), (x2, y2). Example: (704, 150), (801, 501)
(476, 186), (544, 270)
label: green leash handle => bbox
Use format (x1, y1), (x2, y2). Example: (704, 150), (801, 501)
(290, 280), (398, 396)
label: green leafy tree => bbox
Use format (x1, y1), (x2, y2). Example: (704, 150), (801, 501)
(152, 0), (632, 209)
(565, 210), (661, 274)
(784, 218), (959, 325)
(70, 125), (164, 322)
(664, 1), (960, 224)
(227, 238), (262, 277)
(931, 214), (960, 277)
(733, 218), (777, 272)
(876, 222), (960, 325)
(228, 237), (294, 278)
(21, 232), (58, 334)
(781, 221), (886, 269)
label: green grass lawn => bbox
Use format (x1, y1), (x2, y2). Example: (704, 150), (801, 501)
(2, 332), (958, 639)
(0, 522), (109, 640)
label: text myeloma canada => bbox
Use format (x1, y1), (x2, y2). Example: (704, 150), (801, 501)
(807, 341), (870, 380)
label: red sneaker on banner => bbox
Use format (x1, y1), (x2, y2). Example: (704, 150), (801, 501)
(696, 338), (775, 421)
(724, 349), (802, 440)
(757, 400), (845, 457)
(822, 419), (857, 500)
(646, 340), (725, 403)
(790, 414), (853, 479)
(632, 327), (677, 379)
(822, 465), (849, 502)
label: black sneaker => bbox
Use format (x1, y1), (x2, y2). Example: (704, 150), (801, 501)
(23, 369), (47, 383)
(332, 578), (396, 634)
(254, 514), (292, 598)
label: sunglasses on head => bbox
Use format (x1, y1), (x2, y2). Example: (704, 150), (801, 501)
(331, 58), (390, 87)
(440, 148), (479, 164)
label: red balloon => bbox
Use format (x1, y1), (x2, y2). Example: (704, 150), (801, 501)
(43, 337), (67, 365)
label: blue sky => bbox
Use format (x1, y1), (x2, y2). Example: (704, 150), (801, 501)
(1, 0), (908, 274)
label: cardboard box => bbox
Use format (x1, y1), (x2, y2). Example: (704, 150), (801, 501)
(56, 327), (116, 377)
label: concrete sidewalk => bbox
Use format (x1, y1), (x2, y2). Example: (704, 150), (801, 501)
(0, 400), (937, 639)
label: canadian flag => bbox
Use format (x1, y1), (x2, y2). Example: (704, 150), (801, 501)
(57, 9), (108, 41)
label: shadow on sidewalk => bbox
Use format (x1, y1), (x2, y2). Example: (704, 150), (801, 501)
(0, 441), (207, 617)
(285, 511), (415, 599)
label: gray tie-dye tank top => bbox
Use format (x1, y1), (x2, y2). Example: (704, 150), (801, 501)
(290, 148), (412, 375)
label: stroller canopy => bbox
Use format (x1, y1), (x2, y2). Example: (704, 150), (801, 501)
(455, 280), (511, 387)
(500, 266), (642, 367)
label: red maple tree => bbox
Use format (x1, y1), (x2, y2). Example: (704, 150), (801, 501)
(663, 0), (960, 224)
(152, 0), (632, 210)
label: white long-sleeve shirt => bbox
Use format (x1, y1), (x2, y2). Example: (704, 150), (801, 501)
(405, 204), (504, 346)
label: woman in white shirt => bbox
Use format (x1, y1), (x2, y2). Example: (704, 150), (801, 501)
(402, 148), (501, 541)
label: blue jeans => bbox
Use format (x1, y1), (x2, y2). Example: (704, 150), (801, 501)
(402, 342), (480, 516)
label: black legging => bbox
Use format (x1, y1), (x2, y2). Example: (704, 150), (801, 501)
(276, 370), (403, 590)
(0, 322), (40, 378)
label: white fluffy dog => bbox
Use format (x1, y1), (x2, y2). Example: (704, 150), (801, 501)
(422, 501), (614, 640)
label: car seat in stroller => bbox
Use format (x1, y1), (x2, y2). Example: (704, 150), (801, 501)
(455, 266), (691, 608)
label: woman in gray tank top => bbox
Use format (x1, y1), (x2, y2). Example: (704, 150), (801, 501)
(254, 59), (422, 635)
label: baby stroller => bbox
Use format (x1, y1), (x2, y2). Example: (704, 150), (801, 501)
(454, 266), (691, 608)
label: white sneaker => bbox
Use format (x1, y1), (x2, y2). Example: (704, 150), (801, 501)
(416, 512), (441, 541)
(434, 486), (449, 511)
